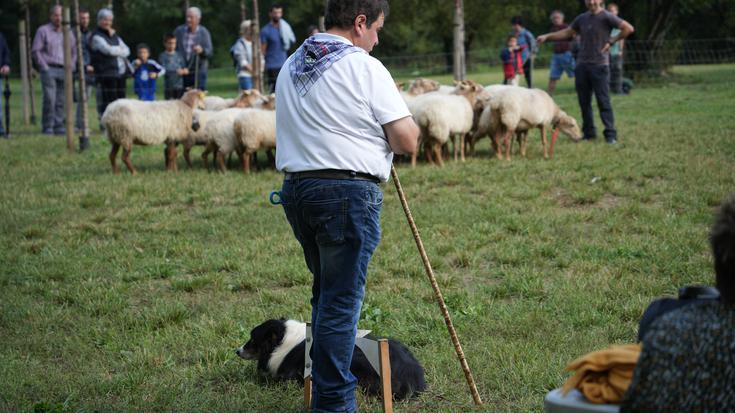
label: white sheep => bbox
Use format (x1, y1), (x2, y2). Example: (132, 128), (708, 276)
(102, 89), (205, 174)
(203, 89), (264, 111)
(408, 80), (483, 167)
(183, 92), (275, 169)
(480, 87), (582, 161)
(399, 78), (440, 103)
(233, 108), (276, 174)
(197, 108), (252, 171)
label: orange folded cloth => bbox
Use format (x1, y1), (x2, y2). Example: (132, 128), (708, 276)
(561, 343), (642, 404)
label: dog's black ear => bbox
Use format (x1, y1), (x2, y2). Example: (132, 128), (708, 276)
(271, 332), (279, 345)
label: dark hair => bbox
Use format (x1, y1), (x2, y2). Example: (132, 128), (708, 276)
(711, 194), (735, 303)
(507, 34), (517, 41)
(269, 3), (283, 12)
(136, 43), (150, 52)
(79, 6), (90, 14)
(163, 33), (176, 41)
(324, 0), (389, 31)
(510, 15), (523, 25)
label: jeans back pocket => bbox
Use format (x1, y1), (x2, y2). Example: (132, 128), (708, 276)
(304, 198), (348, 246)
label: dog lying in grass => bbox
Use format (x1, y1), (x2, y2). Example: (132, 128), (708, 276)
(236, 318), (427, 400)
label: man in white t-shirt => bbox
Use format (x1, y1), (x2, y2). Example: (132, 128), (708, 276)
(275, 1), (418, 411)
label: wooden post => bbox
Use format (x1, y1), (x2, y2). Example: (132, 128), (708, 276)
(241, 0), (247, 22)
(318, 16), (325, 32)
(62, 7), (75, 152)
(18, 20), (31, 126)
(452, 0), (466, 81)
(74, 0), (89, 139)
(378, 339), (394, 413)
(251, 0), (262, 93)
(26, 5), (37, 125)
(304, 376), (312, 409)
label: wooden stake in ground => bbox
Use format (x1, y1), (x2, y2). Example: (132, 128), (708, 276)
(251, 0), (262, 93)
(25, 5), (37, 125)
(390, 165), (483, 406)
(18, 20), (31, 126)
(74, 0), (89, 142)
(62, 7), (75, 152)
(453, 0), (466, 81)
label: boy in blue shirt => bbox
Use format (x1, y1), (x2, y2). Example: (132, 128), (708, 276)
(132, 43), (164, 101)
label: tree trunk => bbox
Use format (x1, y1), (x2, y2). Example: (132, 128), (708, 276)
(453, 0), (466, 81)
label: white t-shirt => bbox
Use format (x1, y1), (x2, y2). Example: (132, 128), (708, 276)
(275, 33), (410, 182)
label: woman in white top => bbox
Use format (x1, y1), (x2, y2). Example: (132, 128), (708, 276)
(230, 20), (254, 91)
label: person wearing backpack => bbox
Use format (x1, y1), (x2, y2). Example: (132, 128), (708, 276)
(231, 20), (254, 91)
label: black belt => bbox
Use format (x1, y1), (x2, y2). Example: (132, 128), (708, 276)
(48, 63), (64, 68)
(284, 169), (380, 183)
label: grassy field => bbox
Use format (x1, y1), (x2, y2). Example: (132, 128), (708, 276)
(1, 64), (734, 413)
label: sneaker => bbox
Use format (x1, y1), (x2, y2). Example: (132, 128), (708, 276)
(606, 138), (618, 145)
(43, 129), (54, 135)
(54, 128), (66, 135)
(582, 136), (597, 141)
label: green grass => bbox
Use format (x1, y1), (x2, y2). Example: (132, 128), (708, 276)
(1, 64), (734, 412)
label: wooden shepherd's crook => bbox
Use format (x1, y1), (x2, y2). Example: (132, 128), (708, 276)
(390, 165), (483, 406)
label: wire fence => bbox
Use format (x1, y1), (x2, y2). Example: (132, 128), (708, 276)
(379, 38), (735, 78)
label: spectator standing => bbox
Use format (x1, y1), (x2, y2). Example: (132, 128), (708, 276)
(500, 35), (526, 86)
(159, 34), (187, 100)
(261, 3), (296, 93)
(174, 7), (212, 91)
(621, 194), (735, 412)
(230, 20), (254, 91)
(0, 32), (11, 137)
(275, 0), (418, 411)
(132, 44), (164, 101)
(32, 5), (78, 135)
(607, 3), (625, 94)
(547, 10), (575, 96)
(509, 16), (536, 88)
(89, 8), (130, 123)
(537, 0), (634, 144)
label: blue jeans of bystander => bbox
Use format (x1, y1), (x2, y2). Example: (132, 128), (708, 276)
(280, 177), (383, 413)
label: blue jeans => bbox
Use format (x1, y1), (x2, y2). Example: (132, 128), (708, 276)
(40, 67), (67, 133)
(550, 51), (575, 80)
(238, 76), (253, 91)
(280, 177), (383, 413)
(575, 63), (616, 141)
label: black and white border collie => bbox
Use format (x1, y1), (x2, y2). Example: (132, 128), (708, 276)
(236, 318), (427, 399)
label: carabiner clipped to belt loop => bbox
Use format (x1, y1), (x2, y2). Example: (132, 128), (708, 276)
(269, 191), (283, 206)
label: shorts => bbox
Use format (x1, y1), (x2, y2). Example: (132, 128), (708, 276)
(550, 51), (575, 80)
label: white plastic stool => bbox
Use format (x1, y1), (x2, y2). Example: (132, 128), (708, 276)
(304, 323), (393, 413)
(544, 388), (621, 413)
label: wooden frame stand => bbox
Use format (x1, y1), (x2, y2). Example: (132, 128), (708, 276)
(304, 324), (393, 412)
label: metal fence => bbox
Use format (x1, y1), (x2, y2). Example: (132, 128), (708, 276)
(379, 38), (735, 78)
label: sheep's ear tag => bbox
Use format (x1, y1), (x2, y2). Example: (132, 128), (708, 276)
(198, 92), (206, 99)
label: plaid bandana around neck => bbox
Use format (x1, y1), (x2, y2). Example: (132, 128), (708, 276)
(289, 37), (362, 96)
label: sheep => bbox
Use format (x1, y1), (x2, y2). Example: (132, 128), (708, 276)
(182, 91), (274, 169)
(198, 94), (277, 172)
(480, 87), (582, 161)
(233, 108), (276, 174)
(102, 89), (205, 175)
(408, 80), (484, 167)
(400, 78), (441, 102)
(203, 89), (264, 111)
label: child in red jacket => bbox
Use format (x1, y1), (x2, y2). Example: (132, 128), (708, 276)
(500, 35), (526, 86)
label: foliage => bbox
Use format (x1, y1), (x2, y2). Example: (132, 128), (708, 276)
(0, 64), (734, 412)
(1, 0), (735, 70)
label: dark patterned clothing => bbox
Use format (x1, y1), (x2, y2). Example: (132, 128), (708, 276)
(288, 36), (360, 96)
(621, 300), (735, 413)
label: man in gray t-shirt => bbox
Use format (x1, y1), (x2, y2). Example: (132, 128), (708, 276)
(537, 0), (634, 144)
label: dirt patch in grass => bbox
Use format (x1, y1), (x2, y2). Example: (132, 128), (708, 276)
(550, 189), (622, 211)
